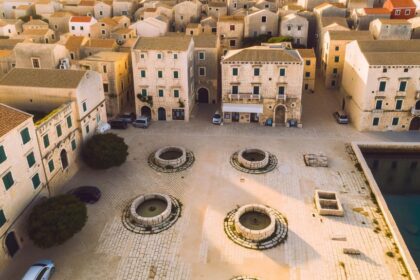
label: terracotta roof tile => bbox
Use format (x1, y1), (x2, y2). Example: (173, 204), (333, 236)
(0, 103), (32, 138)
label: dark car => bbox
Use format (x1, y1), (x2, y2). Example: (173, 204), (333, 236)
(67, 186), (101, 204)
(109, 119), (128, 129)
(118, 112), (136, 123)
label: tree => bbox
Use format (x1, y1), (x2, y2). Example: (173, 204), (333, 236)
(27, 195), (87, 248)
(267, 36), (294, 43)
(82, 133), (128, 169)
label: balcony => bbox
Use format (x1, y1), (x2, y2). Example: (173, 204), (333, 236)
(276, 94), (286, 101)
(412, 106), (420, 116)
(228, 93), (261, 101)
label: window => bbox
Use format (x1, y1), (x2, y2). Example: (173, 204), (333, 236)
(404, 9), (410, 15)
(2, 171), (14, 190)
(85, 125), (89, 134)
(102, 65), (107, 73)
(404, 68), (408, 73)
(305, 72), (310, 78)
(198, 52), (205, 60)
(331, 80), (336, 87)
(230, 24), (235, 31)
(173, 89), (179, 97)
(379, 81), (386, 92)
(287, 25), (291, 31)
(82, 101), (87, 112)
(335, 46), (339, 51)
(80, 26), (84, 30)
(48, 160), (54, 172)
(392, 117), (399, 126)
(232, 85), (238, 94)
(304, 84), (309, 90)
(232, 68), (238, 76)
(395, 99), (403, 110)
(254, 68), (260, 76)
(32, 173), (41, 189)
(395, 9), (401, 15)
(383, 68), (387, 73)
(173, 53), (178, 59)
(140, 70), (146, 78)
(71, 26), (75, 30)
(158, 89), (164, 97)
(229, 40), (235, 47)
(173, 71), (179, 79)
(199, 67), (206, 76)
(399, 81), (407, 92)
(279, 68), (285, 76)
(27, 152), (35, 168)
(333, 68), (338, 74)
(372, 117), (380, 126)
(278, 86), (285, 96)
(56, 124), (62, 137)
(158, 70), (163, 78)
(43, 134), (49, 148)
(71, 139), (76, 151)
(375, 99), (383, 110)
(253, 86), (259, 95)
(101, 30), (106, 35)
(0, 146), (6, 164)
(103, 83), (108, 92)
(140, 54), (145, 59)
(20, 128), (30, 144)
(306, 60), (311, 66)
(297, 25), (302, 31)
(141, 89), (147, 96)
(157, 53), (162, 59)
(261, 16), (266, 23)
(0, 210), (5, 228)
(334, 56), (339, 63)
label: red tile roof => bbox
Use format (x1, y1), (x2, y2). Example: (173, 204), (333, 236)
(364, 8), (391, 14)
(70, 16), (93, 23)
(386, 0), (416, 8)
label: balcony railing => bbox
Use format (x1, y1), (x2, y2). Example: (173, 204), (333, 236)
(412, 106), (420, 115)
(228, 93), (261, 100)
(276, 94), (286, 100)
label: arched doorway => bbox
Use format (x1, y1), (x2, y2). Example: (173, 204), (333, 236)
(140, 106), (151, 118)
(274, 105), (286, 125)
(409, 117), (420, 131)
(60, 149), (68, 169)
(158, 107), (166, 121)
(197, 88), (209, 103)
(5, 232), (19, 257)
(415, 100), (420, 110)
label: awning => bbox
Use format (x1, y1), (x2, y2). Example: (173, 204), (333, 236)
(222, 103), (263, 114)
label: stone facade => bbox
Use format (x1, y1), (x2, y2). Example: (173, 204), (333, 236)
(297, 48), (316, 93)
(280, 13), (309, 47)
(14, 42), (70, 69)
(244, 9), (279, 38)
(369, 18), (412, 40)
(173, 0), (202, 32)
(217, 16), (244, 54)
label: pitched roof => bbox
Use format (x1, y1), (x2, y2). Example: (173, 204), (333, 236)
(86, 39), (117, 48)
(98, 17), (118, 26)
(357, 40), (420, 65)
(193, 34), (217, 48)
(0, 103), (32, 138)
(0, 68), (87, 88)
(297, 48), (315, 58)
(218, 15), (244, 22)
(386, 0), (416, 8)
(112, 27), (133, 34)
(0, 39), (24, 49)
(223, 46), (301, 62)
(50, 11), (75, 17)
(327, 30), (373, 40)
(70, 16), (93, 23)
(377, 18), (410, 24)
(65, 36), (86, 51)
(134, 36), (192, 51)
(21, 29), (50, 36)
(24, 19), (48, 26)
(321, 17), (349, 28)
(363, 7), (390, 14)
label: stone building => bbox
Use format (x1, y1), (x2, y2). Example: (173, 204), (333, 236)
(49, 11), (74, 35)
(316, 17), (349, 63)
(321, 30), (372, 89)
(14, 42), (70, 69)
(193, 34), (219, 104)
(0, 19), (23, 37)
(0, 103), (46, 264)
(78, 51), (131, 117)
(132, 36), (195, 121)
(383, 0), (416, 19)
(94, 0), (113, 19)
(227, 0), (256, 14)
(369, 18), (412, 39)
(173, 0), (202, 32)
(69, 16), (97, 37)
(217, 16), (244, 54)
(351, 8), (390, 30)
(244, 8), (279, 38)
(280, 13), (309, 47)
(341, 40), (420, 131)
(81, 38), (118, 57)
(131, 16), (169, 37)
(207, 2), (228, 19)
(221, 45), (304, 126)
(297, 48), (316, 93)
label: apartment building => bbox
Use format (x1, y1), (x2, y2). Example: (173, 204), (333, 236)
(132, 36), (195, 121)
(69, 16), (97, 37)
(297, 48), (316, 93)
(280, 13), (309, 47)
(244, 9), (279, 38)
(341, 40), (420, 131)
(217, 16), (244, 54)
(369, 18), (412, 40)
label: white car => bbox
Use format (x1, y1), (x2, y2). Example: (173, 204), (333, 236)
(22, 259), (55, 280)
(96, 122), (111, 134)
(212, 112), (222, 125)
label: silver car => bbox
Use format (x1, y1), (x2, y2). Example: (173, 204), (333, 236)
(22, 259), (55, 280)
(132, 116), (151, 128)
(333, 111), (349, 124)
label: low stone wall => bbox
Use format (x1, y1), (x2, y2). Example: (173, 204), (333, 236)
(234, 204), (275, 241)
(238, 149), (269, 170)
(154, 146), (187, 169)
(130, 194), (172, 227)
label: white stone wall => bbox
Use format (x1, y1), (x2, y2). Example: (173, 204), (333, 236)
(280, 14), (309, 47)
(244, 10), (279, 38)
(69, 17), (97, 37)
(369, 20), (412, 40)
(173, 1), (202, 32)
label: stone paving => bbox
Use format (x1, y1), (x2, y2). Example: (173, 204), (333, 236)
(0, 76), (418, 280)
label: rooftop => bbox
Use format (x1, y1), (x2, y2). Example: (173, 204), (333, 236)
(386, 0), (416, 7)
(377, 18), (410, 25)
(218, 15), (244, 22)
(65, 36), (86, 51)
(297, 48), (316, 58)
(363, 7), (390, 14)
(83, 51), (128, 61)
(134, 36), (192, 51)
(357, 40), (420, 65)
(0, 68), (87, 89)
(70, 16), (94, 23)
(0, 103), (32, 138)
(223, 46), (301, 62)
(321, 17), (349, 29)
(328, 30), (373, 40)
(192, 34), (217, 48)
(86, 39), (117, 48)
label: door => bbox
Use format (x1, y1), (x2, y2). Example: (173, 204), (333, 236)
(250, 113), (259, 123)
(409, 117), (420, 130)
(197, 88), (209, 103)
(140, 106), (151, 118)
(275, 106), (286, 125)
(157, 107), (166, 121)
(5, 232), (19, 257)
(232, 112), (239, 122)
(60, 149), (68, 169)
(172, 109), (185, 120)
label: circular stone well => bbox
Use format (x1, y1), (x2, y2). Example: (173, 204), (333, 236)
(148, 146), (194, 173)
(122, 193), (181, 234)
(224, 204), (287, 250)
(238, 149), (269, 170)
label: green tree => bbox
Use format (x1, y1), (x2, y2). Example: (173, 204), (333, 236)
(27, 195), (87, 248)
(82, 133), (128, 169)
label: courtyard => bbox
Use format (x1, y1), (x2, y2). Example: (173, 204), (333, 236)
(1, 81), (419, 280)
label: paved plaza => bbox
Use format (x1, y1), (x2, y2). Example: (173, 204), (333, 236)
(1, 80), (418, 280)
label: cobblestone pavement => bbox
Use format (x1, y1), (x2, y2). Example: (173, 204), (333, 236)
(1, 77), (418, 280)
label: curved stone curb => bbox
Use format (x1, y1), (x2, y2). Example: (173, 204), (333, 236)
(230, 277), (260, 280)
(230, 151), (277, 174)
(148, 150), (195, 173)
(122, 195), (182, 234)
(224, 206), (288, 250)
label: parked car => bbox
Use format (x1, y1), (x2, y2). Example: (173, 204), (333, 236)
(67, 186), (101, 204)
(212, 112), (222, 125)
(333, 111), (349, 124)
(96, 122), (111, 134)
(22, 259), (55, 280)
(108, 119), (128, 129)
(118, 112), (136, 123)
(132, 116), (151, 128)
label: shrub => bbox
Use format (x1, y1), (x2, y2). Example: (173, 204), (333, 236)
(28, 195), (87, 248)
(83, 133), (128, 169)
(267, 36), (294, 43)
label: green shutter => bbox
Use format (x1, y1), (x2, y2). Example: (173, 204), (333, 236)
(280, 68), (285, 76)
(373, 117), (379, 126)
(27, 152), (35, 168)
(379, 81), (386, 92)
(232, 68), (238, 76)
(43, 134), (50, 148)
(71, 139), (77, 151)
(173, 71), (178, 78)
(174, 90), (179, 98)
(20, 128), (30, 144)
(0, 146), (6, 164)
(396, 100), (403, 110)
(86, 125), (89, 134)
(48, 160), (54, 172)
(399, 81), (407, 92)
(159, 90), (164, 97)
(56, 124), (62, 137)
(2, 171), (14, 190)
(158, 71), (162, 78)
(32, 173), (41, 189)
(67, 116), (72, 128)
(0, 210), (6, 228)
(82, 102), (87, 112)
(141, 89), (147, 97)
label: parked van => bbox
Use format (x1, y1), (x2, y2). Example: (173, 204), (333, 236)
(132, 116), (151, 128)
